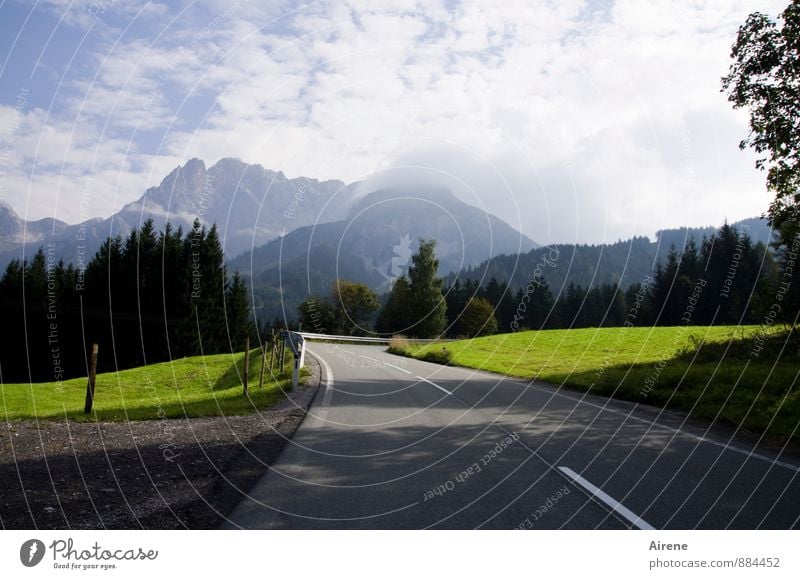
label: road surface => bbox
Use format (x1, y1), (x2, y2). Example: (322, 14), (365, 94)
(223, 343), (800, 529)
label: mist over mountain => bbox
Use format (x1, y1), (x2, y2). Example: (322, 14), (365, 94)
(0, 157), (772, 329)
(227, 185), (537, 320)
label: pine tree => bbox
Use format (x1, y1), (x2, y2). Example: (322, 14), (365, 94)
(659, 245), (681, 325)
(483, 277), (503, 306)
(196, 224), (227, 352)
(555, 282), (586, 328)
(444, 279), (467, 336)
(0, 259), (25, 380)
(600, 283), (628, 327)
(679, 237), (700, 280)
(529, 279), (555, 330)
(376, 276), (411, 334)
(405, 239), (446, 338)
(226, 272), (254, 349)
(160, 223), (190, 356)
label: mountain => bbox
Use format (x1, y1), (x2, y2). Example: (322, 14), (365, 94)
(0, 163), (537, 326)
(0, 200), (68, 252)
(0, 158), (358, 268)
(655, 217), (774, 250)
(0, 158), (772, 327)
(452, 217), (774, 298)
(112, 158), (359, 257)
(227, 185), (538, 319)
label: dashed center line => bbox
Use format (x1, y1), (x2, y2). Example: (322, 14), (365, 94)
(558, 466), (654, 530)
(416, 375), (452, 396)
(386, 363), (412, 374)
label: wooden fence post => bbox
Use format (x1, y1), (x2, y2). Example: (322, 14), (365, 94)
(83, 343), (99, 414)
(269, 330), (276, 372)
(258, 342), (267, 389)
(243, 337), (250, 396)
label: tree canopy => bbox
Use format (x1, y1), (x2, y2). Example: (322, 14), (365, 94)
(0, 219), (254, 382)
(722, 1), (800, 240)
(298, 279), (379, 336)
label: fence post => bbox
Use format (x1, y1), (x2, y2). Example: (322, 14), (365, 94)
(83, 343), (99, 414)
(258, 341), (267, 389)
(269, 330), (276, 372)
(243, 337), (250, 396)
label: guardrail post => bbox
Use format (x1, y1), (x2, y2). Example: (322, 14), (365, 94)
(292, 356), (300, 389)
(291, 333), (305, 388)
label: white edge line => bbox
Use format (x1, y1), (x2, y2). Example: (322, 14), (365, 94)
(558, 466), (655, 530)
(316, 352), (334, 408)
(416, 375), (452, 396)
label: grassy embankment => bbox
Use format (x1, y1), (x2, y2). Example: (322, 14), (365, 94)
(1, 348), (306, 422)
(393, 326), (800, 444)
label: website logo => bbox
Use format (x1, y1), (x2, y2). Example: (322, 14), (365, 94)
(20, 539), (46, 567)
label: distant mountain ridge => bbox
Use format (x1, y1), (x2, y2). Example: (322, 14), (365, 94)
(228, 185), (538, 304)
(655, 217), (774, 250)
(0, 160), (773, 327)
(0, 200), (68, 252)
(0, 158), (359, 267)
(452, 216), (773, 299)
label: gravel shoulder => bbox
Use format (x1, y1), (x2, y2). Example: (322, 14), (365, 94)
(0, 356), (322, 529)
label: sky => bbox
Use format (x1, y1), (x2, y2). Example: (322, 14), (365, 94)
(0, 0), (787, 245)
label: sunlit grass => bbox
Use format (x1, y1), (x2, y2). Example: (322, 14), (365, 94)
(401, 325), (799, 444)
(0, 348), (302, 422)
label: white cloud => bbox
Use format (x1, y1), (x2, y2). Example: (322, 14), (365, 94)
(1, 0), (788, 243)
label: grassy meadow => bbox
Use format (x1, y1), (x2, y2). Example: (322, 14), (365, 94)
(398, 325), (800, 445)
(0, 348), (302, 422)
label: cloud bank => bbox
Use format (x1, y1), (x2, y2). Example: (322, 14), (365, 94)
(0, 0), (785, 243)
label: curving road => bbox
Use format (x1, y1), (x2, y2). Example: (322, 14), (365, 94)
(223, 343), (800, 529)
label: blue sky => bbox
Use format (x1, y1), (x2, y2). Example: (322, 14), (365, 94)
(0, 0), (786, 243)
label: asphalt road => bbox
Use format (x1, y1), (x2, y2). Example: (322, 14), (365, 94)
(223, 343), (800, 529)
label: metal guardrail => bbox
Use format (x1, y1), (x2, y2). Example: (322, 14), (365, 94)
(282, 332), (450, 385)
(297, 332), (445, 344)
(297, 332), (392, 343)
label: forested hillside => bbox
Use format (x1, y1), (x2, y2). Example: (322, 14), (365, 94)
(0, 220), (253, 382)
(443, 222), (787, 336)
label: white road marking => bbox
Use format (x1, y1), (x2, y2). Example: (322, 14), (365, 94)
(386, 363), (412, 374)
(432, 363), (800, 474)
(558, 466), (655, 530)
(416, 375), (452, 396)
(315, 351), (335, 416)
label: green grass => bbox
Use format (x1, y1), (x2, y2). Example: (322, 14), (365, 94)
(400, 326), (800, 445)
(0, 348), (305, 422)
